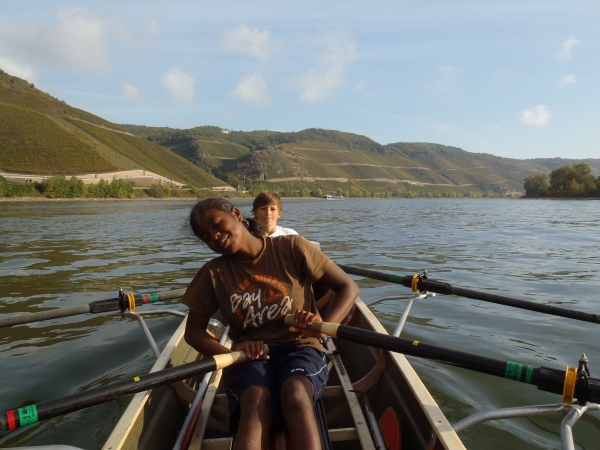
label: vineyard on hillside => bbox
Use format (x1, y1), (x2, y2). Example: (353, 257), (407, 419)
(66, 119), (224, 187)
(0, 102), (116, 175)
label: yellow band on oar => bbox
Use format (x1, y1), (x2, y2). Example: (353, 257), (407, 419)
(411, 274), (420, 292)
(562, 366), (578, 404)
(126, 293), (135, 311)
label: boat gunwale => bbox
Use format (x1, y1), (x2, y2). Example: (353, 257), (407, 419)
(101, 317), (189, 450)
(353, 298), (466, 450)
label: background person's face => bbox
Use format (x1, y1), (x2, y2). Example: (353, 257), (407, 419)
(254, 203), (281, 229)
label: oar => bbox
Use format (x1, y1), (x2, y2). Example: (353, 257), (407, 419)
(337, 264), (600, 325)
(0, 346), (265, 435)
(0, 288), (187, 329)
(284, 315), (600, 405)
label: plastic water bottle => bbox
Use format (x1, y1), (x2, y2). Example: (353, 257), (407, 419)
(207, 318), (226, 339)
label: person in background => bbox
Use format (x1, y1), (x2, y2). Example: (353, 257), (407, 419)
(183, 198), (359, 450)
(252, 190), (297, 237)
(253, 190), (335, 311)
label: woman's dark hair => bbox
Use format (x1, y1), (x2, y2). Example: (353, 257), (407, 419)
(190, 198), (262, 239)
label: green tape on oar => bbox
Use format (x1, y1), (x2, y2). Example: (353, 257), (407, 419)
(389, 274), (403, 284)
(505, 361), (523, 381)
(505, 361), (535, 383)
(526, 366), (534, 384)
(149, 293), (159, 302)
(18, 405), (38, 426)
(0, 346), (264, 435)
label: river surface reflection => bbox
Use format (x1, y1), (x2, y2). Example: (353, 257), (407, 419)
(1, 198), (599, 449)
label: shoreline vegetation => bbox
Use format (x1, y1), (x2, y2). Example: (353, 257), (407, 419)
(0, 175), (516, 201)
(1, 163), (597, 202)
(523, 162), (600, 198)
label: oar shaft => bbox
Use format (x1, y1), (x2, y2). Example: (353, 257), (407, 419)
(447, 285), (599, 324)
(0, 305), (91, 328)
(337, 264), (600, 325)
(284, 315), (600, 404)
(284, 315), (525, 380)
(0, 348), (255, 434)
(0, 288), (187, 329)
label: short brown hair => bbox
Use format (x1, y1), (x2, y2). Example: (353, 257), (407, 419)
(252, 190), (282, 213)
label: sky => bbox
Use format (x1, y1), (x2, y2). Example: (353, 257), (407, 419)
(1, 1), (599, 159)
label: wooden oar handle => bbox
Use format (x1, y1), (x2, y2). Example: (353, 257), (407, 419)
(214, 344), (269, 370)
(284, 315), (340, 337)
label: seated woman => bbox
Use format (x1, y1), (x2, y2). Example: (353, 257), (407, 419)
(182, 198), (359, 450)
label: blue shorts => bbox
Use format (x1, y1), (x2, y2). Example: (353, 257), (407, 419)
(223, 345), (328, 434)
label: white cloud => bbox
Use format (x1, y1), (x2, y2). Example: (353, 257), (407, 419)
(0, 8), (110, 72)
(0, 57), (38, 83)
(162, 68), (195, 102)
(121, 84), (141, 99)
(230, 73), (271, 107)
(560, 74), (577, 85)
(520, 105), (551, 127)
(297, 30), (356, 103)
(54, 8), (109, 70)
(558, 36), (579, 60)
(222, 24), (275, 60)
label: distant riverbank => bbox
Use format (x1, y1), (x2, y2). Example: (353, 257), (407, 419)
(0, 196), (199, 202)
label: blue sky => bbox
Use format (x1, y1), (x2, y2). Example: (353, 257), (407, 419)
(1, 1), (599, 159)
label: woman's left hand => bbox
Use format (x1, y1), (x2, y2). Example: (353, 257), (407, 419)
(288, 310), (325, 339)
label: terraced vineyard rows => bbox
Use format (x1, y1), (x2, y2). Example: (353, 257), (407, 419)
(65, 119), (224, 187)
(0, 102), (116, 175)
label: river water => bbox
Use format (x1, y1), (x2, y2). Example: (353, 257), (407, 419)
(0, 198), (599, 449)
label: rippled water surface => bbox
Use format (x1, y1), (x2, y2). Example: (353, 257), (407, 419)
(1, 198), (599, 449)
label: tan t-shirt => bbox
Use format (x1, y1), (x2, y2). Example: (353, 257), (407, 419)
(182, 235), (333, 351)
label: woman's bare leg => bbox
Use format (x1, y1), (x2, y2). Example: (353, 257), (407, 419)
(234, 385), (273, 450)
(280, 375), (321, 450)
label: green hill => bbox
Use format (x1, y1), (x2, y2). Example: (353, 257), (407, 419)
(2, 67), (597, 196)
(120, 124), (600, 196)
(0, 70), (225, 188)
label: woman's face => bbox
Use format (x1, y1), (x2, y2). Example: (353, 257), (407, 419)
(197, 208), (245, 255)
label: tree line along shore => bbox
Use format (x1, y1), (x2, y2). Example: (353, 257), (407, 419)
(523, 163), (600, 198)
(1, 162), (598, 201)
(0, 175), (515, 200)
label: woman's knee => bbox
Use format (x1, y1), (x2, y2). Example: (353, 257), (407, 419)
(239, 385), (274, 420)
(280, 376), (314, 412)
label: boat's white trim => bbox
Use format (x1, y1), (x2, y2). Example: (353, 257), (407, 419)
(102, 317), (189, 450)
(355, 298), (466, 450)
(188, 338), (232, 450)
(328, 339), (377, 450)
(188, 368), (225, 449)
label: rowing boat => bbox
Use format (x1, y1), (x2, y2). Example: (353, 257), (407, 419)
(102, 296), (465, 450)
(2, 265), (598, 449)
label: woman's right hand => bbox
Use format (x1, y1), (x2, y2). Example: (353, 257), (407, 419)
(234, 340), (269, 360)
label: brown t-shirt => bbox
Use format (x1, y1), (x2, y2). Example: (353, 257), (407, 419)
(182, 235), (333, 351)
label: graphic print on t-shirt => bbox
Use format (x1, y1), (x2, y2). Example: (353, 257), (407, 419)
(230, 274), (293, 329)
